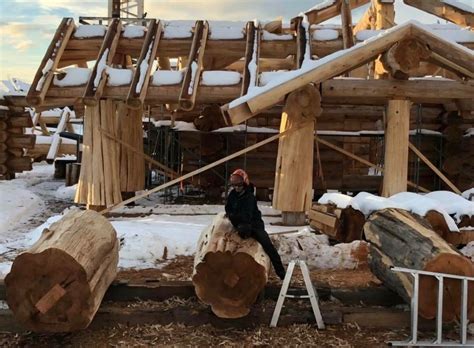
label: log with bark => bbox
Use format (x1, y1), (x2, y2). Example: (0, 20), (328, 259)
(5, 209), (119, 332)
(364, 208), (474, 322)
(192, 213), (270, 319)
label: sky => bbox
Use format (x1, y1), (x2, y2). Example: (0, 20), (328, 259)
(0, 0), (471, 83)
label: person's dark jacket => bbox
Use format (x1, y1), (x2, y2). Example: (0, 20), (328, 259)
(225, 184), (264, 238)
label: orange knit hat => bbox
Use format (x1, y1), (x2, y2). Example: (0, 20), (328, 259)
(231, 169), (250, 185)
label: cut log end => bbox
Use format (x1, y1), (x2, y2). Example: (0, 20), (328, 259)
(419, 253), (474, 321)
(193, 251), (267, 319)
(6, 249), (92, 332)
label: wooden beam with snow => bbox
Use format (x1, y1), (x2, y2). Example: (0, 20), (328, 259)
(295, 17), (308, 69)
(321, 78), (474, 101)
(403, 0), (474, 27)
(224, 22), (412, 124)
(340, 0), (355, 49)
(126, 20), (163, 108)
(382, 99), (412, 197)
(303, 0), (371, 26)
(82, 19), (122, 106)
(26, 18), (75, 106)
(178, 21), (209, 111)
(241, 21), (260, 97)
(408, 142), (462, 194)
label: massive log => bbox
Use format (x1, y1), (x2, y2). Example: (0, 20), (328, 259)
(381, 39), (430, 80)
(192, 213), (270, 319)
(5, 209), (119, 332)
(364, 208), (474, 322)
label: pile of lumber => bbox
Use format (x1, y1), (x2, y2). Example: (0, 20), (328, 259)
(0, 105), (35, 180)
(5, 209), (119, 332)
(308, 203), (365, 243)
(364, 208), (474, 322)
(75, 100), (145, 209)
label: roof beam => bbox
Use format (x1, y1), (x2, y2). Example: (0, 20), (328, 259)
(224, 22), (412, 124)
(240, 21), (260, 97)
(26, 18), (75, 107)
(82, 18), (122, 106)
(341, 0), (355, 49)
(127, 19), (163, 108)
(403, 0), (474, 27)
(302, 0), (371, 26)
(178, 20), (209, 111)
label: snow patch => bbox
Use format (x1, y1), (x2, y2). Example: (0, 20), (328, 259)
(262, 30), (293, 41)
(152, 70), (184, 86)
(463, 188), (474, 201)
(106, 67), (133, 86)
(94, 48), (109, 88)
(313, 29), (339, 41)
(209, 22), (245, 40)
(307, 0), (337, 12)
(442, 0), (474, 13)
(123, 25), (146, 38)
(36, 59), (54, 91)
(259, 71), (289, 86)
(74, 25), (106, 38)
(53, 67), (91, 87)
(201, 71), (241, 86)
(163, 21), (193, 39)
(318, 193), (352, 209)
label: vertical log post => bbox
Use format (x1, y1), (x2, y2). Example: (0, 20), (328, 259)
(273, 85), (322, 224)
(382, 99), (411, 197)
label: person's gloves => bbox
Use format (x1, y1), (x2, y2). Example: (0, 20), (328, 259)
(236, 223), (252, 239)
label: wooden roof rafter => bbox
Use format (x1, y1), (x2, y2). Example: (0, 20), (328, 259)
(301, 0), (371, 26)
(241, 21), (261, 96)
(82, 18), (122, 106)
(222, 21), (474, 125)
(403, 0), (474, 27)
(178, 20), (210, 111)
(126, 19), (163, 108)
(27, 18), (75, 106)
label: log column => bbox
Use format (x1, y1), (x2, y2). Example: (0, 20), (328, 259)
(75, 100), (122, 209)
(273, 85), (321, 224)
(382, 99), (411, 197)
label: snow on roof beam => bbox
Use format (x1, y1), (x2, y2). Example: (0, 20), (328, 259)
(403, 0), (474, 27)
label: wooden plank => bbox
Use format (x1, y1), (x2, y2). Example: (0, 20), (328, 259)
(46, 107), (71, 160)
(408, 142), (462, 194)
(26, 18), (75, 106)
(241, 21), (259, 97)
(100, 122), (311, 214)
(127, 20), (163, 108)
(225, 22), (412, 124)
(340, 0), (355, 49)
(381, 100), (411, 197)
(83, 19), (122, 106)
(403, 0), (474, 27)
(178, 21), (209, 111)
(303, 0), (370, 26)
(321, 79), (474, 100)
(308, 210), (338, 228)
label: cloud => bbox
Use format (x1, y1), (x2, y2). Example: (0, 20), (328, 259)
(0, 23), (35, 52)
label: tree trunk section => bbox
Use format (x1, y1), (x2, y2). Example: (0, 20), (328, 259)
(75, 100), (122, 207)
(364, 208), (474, 322)
(5, 209), (119, 332)
(273, 85), (321, 212)
(381, 99), (411, 197)
(192, 213), (270, 319)
(117, 102), (145, 193)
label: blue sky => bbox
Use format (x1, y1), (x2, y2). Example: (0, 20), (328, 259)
(0, 0), (470, 83)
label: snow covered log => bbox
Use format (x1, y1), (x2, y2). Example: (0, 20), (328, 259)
(192, 213), (270, 319)
(5, 209), (119, 332)
(364, 208), (474, 322)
